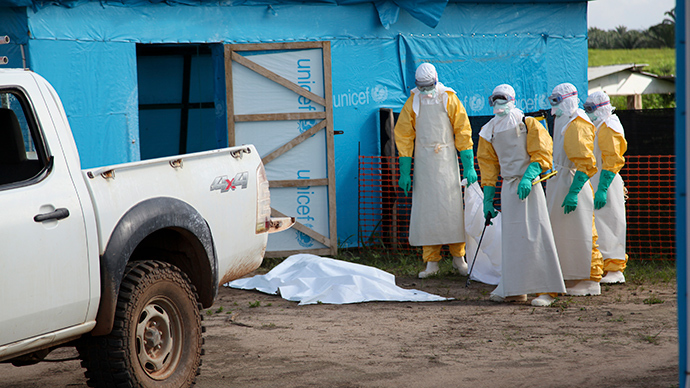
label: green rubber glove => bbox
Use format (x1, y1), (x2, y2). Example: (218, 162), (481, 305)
(594, 169), (616, 210)
(561, 170), (590, 214)
(459, 149), (478, 185)
(517, 162), (543, 200)
(398, 156), (412, 196)
(483, 185), (498, 223)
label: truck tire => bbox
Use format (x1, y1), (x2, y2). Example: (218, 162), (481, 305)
(78, 260), (204, 388)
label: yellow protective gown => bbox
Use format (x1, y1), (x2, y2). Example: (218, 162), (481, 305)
(591, 116), (628, 272)
(394, 84), (473, 256)
(546, 110), (604, 281)
(478, 112), (566, 297)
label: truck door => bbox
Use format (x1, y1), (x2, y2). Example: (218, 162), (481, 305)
(0, 88), (91, 346)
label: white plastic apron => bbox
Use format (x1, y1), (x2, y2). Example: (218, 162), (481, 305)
(591, 118), (627, 261)
(488, 123), (565, 297)
(408, 100), (465, 246)
(546, 112), (595, 280)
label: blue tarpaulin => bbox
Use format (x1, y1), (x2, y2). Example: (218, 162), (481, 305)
(0, 0), (589, 248)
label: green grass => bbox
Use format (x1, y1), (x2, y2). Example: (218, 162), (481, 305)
(261, 249), (677, 285)
(624, 259), (676, 285)
(588, 48), (676, 76)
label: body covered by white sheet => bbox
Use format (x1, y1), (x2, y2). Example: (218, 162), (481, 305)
(464, 181), (502, 285)
(225, 254), (451, 305)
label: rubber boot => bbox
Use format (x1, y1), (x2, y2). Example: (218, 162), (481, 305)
(418, 261), (440, 279)
(600, 271), (625, 284)
(531, 294), (555, 307)
(452, 256), (468, 276)
(566, 280), (601, 296)
(489, 293), (527, 303)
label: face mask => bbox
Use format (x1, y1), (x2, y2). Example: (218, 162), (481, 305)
(551, 106), (564, 117)
(587, 112), (598, 122)
(493, 102), (509, 116)
(420, 88), (437, 98)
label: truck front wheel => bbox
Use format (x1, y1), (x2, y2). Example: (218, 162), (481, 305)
(78, 260), (204, 388)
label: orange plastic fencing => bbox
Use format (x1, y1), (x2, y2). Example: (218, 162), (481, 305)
(358, 155), (675, 261)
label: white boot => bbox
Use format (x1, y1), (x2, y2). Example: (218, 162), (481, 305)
(452, 256), (468, 276)
(531, 294), (555, 307)
(490, 293), (527, 303)
(566, 280), (601, 296)
(418, 261), (440, 278)
(600, 271), (626, 284)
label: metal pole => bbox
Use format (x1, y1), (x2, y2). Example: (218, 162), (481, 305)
(465, 213), (492, 287)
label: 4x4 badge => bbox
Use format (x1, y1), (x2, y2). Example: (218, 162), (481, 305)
(210, 172), (248, 193)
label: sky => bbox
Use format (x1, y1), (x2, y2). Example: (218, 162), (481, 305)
(587, 0), (676, 31)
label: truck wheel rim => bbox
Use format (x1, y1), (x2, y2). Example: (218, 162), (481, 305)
(135, 297), (183, 380)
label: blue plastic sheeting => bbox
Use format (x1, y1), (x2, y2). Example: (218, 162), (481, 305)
(29, 39), (141, 167)
(0, 1), (588, 248)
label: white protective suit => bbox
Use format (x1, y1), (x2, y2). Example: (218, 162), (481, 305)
(547, 83), (603, 282)
(587, 91), (628, 278)
(478, 85), (565, 297)
(394, 65), (473, 248)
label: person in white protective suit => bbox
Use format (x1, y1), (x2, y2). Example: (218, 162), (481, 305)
(394, 63), (478, 279)
(477, 84), (566, 307)
(547, 83), (604, 296)
(584, 91), (629, 284)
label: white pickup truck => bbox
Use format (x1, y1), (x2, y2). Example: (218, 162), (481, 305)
(0, 69), (293, 387)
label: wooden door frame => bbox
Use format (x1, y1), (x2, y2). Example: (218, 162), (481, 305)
(224, 42), (337, 257)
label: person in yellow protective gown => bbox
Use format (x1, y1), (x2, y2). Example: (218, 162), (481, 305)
(477, 84), (566, 307)
(394, 63), (477, 279)
(585, 91), (628, 284)
(546, 83), (604, 296)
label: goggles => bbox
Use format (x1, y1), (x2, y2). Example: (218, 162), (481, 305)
(583, 100), (610, 113)
(548, 91), (577, 106)
(415, 79), (437, 94)
(488, 93), (515, 107)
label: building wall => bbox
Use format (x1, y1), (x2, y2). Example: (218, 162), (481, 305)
(0, 1), (588, 247)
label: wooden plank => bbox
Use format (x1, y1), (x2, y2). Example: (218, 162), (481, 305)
(235, 112), (326, 122)
(229, 42), (323, 52)
(224, 45), (236, 146)
(272, 208), (330, 247)
(231, 51), (326, 107)
(322, 41), (338, 256)
(261, 119), (327, 165)
(269, 178), (329, 188)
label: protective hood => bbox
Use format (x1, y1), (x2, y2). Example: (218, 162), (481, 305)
(415, 63), (437, 85)
(551, 83), (579, 118)
(585, 91), (615, 128)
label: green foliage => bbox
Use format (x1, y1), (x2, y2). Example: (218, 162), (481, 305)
(588, 8), (675, 49)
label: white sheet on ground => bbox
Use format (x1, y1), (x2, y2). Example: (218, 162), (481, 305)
(464, 181), (502, 285)
(225, 254), (451, 305)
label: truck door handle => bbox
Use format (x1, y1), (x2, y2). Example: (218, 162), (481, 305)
(34, 208), (70, 222)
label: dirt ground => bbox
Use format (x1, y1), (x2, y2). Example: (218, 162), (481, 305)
(1, 271), (679, 388)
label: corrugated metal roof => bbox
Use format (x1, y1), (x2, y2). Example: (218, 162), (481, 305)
(588, 64), (650, 80)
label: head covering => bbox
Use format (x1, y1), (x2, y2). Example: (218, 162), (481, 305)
(489, 84), (516, 115)
(585, 91), (614, 125)
(550, 83), (579, 117)
(490, 84), (516, 102)
(586, 91), (624, 134)
(415, 63), (438, 84)
(479, 84), (524, 141)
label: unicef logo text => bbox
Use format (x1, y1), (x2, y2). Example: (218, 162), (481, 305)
(333, 85), (388, 108)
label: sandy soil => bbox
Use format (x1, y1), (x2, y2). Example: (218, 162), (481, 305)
(1, 272), (679, 388)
